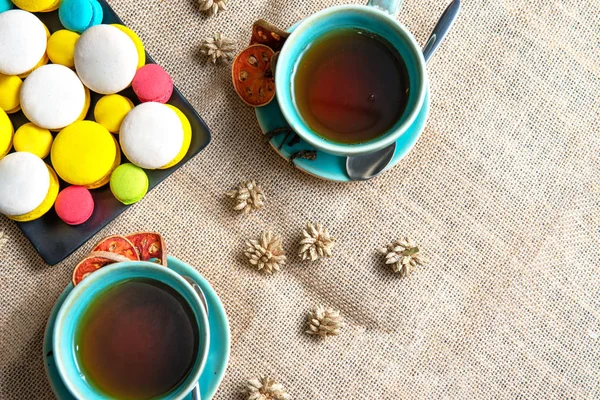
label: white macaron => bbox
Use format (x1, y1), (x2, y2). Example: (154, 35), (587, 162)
(0, 152), (50, 216)
(120, 102), (184, 169)
(20, 64), (86, 130)
(0, 10), (48, 76)
(74, 24), (138, 94)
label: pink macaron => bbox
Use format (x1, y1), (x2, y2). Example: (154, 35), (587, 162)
(131, 64), (173, 103)
(54, 186), (94, 225)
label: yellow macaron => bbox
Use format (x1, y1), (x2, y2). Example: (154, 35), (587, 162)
(51, 120), (119, 188)
(8, 164), (59, 222)
(94, 94), (134, 133)
(12, 0), (59, 12)
(0, 74), (22, 114)
(160, 105), (192, 169)
(13, 123), (53, 159)
(47, 30), (80, 68)
(40, 0), (61, 12)
(111, 24), (146, 69)
(77, 87), (91, 122)
(0, 108), (13, 159)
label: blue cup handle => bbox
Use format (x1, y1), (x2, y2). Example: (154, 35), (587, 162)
(366, 0), (403, 18)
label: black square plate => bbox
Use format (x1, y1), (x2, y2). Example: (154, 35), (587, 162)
(9, 1), (211, 265)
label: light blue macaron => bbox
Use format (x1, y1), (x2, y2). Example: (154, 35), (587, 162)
(58, 0), (103, 34)
(0, 0), (14, 13)
(87, 0), (103, 28)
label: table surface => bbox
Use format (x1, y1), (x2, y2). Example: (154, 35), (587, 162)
(1, 0), (599, 399)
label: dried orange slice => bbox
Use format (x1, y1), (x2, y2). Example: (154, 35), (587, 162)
(126, 232), (167, 265)
(250, 19), (289, 51)
(92, 235), (139, 261)
(72, 251), (131, 286)
(232, 44), (275, 107)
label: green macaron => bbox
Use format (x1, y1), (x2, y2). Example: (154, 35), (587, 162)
(109, 163), (148, 205)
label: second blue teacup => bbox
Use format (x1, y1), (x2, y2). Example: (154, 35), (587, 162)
(53, 262), (210, 400)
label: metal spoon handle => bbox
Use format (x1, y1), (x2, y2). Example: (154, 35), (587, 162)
(422, 0), (461, 62)
(183, 276), (209, 315)
(191, 385), (201, 400)
(183, 276), (207, 400)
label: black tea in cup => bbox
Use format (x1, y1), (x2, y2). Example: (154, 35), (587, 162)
(293, 28), (410, 144)
(74, 278), (199, 399)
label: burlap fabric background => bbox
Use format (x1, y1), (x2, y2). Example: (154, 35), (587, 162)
(1, 0), (599, 398)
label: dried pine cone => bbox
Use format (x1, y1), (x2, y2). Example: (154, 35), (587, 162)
(200, 33), (235, 63)
(227, 180), (265, 213)
(244, 231), (286, 274)
(298, 222), (334, 261)
(379, 237), (426, 277)
(197, 0), (227, 16)
(306, 305), (342, 338)
(244, 376), (290, 400)
(0, 231), (8, 249)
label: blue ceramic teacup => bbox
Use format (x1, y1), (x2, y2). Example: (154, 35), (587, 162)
(53, 262), (210, 400)
(276, 0), (427, 157)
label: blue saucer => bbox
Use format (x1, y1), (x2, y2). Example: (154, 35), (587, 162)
(43, 256), (230, 400)
(255, 89), (430, 182)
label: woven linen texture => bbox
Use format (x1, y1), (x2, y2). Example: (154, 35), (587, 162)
(1, 0), (599, 398)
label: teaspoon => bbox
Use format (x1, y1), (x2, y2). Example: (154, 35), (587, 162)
(346, 0), (461, 181)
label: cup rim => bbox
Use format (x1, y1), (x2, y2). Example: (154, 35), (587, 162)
(53, 261), (210, 400)
(275, 4), (428, 156)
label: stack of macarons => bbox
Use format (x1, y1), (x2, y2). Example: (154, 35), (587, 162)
(0, 3), (193, 226)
